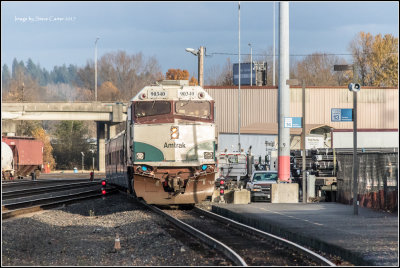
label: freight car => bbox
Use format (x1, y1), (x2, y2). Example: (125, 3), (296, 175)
(1, 141), (14, 180)
(106, 80), (217, 205)
(2, 136), (44, 179)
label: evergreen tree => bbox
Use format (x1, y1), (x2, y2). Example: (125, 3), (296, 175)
(26, 58), (40, 82)
(52, 121), (90, 169)
(2, 64), (11, 90)
(11, 58), (19, 79)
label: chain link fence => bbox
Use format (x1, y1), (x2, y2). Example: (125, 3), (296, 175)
(336, 152), (398, 212)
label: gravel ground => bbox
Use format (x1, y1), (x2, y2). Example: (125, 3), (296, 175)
(2, 193), (229, 266)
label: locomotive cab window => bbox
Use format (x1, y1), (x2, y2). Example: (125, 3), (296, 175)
(175, 101), (211, 119)
(134, 101), (171, 118)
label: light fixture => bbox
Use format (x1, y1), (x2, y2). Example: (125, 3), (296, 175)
(185, 48), (198, 56)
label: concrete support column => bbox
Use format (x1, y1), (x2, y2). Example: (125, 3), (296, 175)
(2, 120), (17, 136)
(96, 122), (106, 172)
(107, 124), (117, 139)
(278, 2), (291, 182)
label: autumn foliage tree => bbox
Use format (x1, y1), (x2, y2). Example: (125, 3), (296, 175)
(165, 69), (190, 80)
(98, 81), (120, 101)
(31, 127), (56, 170)
(189, 76), (198, 86)
(165, 68), (198, 85)
(349, 32), (398, 87)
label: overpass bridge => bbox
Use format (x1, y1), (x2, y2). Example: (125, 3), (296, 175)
(2, 102), (128, 172)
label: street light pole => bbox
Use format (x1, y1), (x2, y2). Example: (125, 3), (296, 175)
(302, 79), (307, 203)
(21, 82), (24, 102)
(248, 43), (252, 86)
(273, 1), (276, 86)
(90, 149), (95, 171)
(333, 64), (360, 215)
(81, 152), (85, 173)
(352, 64), (359, 215)
(95, 37), (100, 102)
(238, 1), (241, 152)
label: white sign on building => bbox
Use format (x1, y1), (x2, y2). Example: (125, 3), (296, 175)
(306, 136), (325, 149)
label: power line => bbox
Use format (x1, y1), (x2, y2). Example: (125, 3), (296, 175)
(207, 52), (398, 57)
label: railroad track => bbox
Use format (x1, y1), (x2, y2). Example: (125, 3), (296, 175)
(1, 178), (98, 189)
(2, 184), (116, 220)
(2, 181), (101, 200)
(140, 201), (335, 266)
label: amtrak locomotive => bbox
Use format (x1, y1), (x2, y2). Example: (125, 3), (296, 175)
(105, 80), (217, 205)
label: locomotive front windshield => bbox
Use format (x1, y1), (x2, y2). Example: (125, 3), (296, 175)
(175, 101), (211, 119)
(134, 101), (171, 118)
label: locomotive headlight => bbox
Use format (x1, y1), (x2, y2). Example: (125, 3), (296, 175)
(136, 152), (145, 160)
(171, 126), (179, 139)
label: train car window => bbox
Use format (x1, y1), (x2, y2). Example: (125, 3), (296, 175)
(175, 101), (211, 118)
(134, 101), (171, 118)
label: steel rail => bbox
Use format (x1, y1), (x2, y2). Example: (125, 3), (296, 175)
(1, 179), (97, 188)
(194, 207), (336, 266)
(140, 201), (247, 266)
(2, 181), (100, 199)
(2, 187), (102, 211)
(2, 188), (118, 220)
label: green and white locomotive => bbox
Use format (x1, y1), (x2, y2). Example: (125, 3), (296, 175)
(106, 80), (217, 205)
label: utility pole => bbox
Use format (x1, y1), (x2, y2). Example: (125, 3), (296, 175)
(278, 1), (290, 182)
(198, 46), (204, 87)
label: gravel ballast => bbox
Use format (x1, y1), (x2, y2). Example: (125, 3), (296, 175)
(2, 193), (229, 266)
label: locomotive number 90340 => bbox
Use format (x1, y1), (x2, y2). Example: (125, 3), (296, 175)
(150, 91), (167, 97)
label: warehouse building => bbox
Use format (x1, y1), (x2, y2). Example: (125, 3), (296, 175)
(204, 86), (399, 158)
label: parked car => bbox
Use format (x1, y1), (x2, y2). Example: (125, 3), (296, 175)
(246, 171), (278, 202)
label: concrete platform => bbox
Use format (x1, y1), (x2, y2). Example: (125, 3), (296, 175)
(211, 202), (398, 266)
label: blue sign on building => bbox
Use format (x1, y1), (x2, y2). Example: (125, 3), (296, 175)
(331, 108), (353, 122)
(284, 117), (302, 128)
(233, 63), (255, 85)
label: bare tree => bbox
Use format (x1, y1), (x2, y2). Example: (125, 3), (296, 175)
(205, 57), (233, 86)
(76, 51), (163, 102)
(295, 53), (348, 86)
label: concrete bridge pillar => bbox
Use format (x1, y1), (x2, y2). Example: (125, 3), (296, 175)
(107, 124), (117, 139)
(2, 120), (17, 136)
(96, 122), (106, 172)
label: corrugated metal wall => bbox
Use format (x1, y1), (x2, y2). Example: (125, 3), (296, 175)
(205, 86), (398, 134)
(336, 152), (398, 212)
